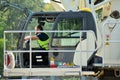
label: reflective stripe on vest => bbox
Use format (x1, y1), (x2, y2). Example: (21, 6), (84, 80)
(37, 35), (50, 50)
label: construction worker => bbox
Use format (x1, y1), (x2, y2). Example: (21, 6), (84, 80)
(24, 24), (50, 50)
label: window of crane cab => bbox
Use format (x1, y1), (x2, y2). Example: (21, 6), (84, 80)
(52, 18), (83, 47)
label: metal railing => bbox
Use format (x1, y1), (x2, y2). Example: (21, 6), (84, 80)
(3, 30), (97, 76)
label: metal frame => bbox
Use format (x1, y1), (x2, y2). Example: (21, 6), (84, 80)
(4, 30), (96, 77)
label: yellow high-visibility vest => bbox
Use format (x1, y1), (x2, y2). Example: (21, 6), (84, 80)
(37, 33), (50, 50)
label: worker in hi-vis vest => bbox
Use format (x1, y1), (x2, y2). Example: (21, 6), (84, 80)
(24, 24), (50, 50)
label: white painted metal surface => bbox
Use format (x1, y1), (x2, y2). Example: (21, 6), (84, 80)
(101, 18), (120, 67)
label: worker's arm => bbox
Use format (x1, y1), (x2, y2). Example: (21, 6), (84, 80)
(24, 35), (38, 41)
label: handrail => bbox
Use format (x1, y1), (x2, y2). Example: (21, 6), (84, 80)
(5, 50), (96, 53)
(4, 30), (98, 77)
(4, 30), (95, 33)
(4, 30), (97, 68)
(4, 30), (96, 49)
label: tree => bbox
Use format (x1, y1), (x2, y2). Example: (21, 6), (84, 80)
(0, 39), (4, 71)
(0, 11), (7, 77)
(43, 3), (55, 11)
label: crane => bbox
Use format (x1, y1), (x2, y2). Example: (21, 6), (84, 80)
(2, 0), (120, 80)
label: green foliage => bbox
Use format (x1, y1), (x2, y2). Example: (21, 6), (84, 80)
(0, 11), (7, 38)
(0, 0), (54, 31)
(0, 38), (4, 75)
(43, 3), (55, 11)
(0, 38), (3, 63)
